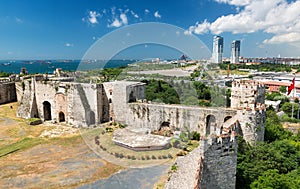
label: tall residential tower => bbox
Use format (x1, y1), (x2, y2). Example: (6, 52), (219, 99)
(231, 40), (240, 63)
(212, 36), (223, 63)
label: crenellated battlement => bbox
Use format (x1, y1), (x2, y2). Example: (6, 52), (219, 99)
(230, 79), (266, 144)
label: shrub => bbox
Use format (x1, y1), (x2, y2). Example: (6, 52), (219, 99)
(191, 131), (200, 141)
(168, 153), (173, 159)
(27, 118), (42, 125)
(152, 155), (157, 159)
(171, 164), (178, 171)
(176, 150), (187, 156)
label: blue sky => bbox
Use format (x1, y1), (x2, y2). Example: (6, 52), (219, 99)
(0, 0), (299, 60)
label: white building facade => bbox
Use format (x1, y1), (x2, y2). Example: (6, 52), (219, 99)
(212, 36), (224, 63)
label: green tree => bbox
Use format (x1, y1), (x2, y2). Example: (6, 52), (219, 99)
(237, 139), (300, 189)
(251, 168), (300, 189)
(279, 86), (287, 93)
(281, 102), (299, 118)
(265, 110), (293, 142)
(143, 80), (180, 104)
(251, 169), (300, 189)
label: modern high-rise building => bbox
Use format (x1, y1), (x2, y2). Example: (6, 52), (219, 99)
(212, 36), (224, 63)
(231, 40), (241, 63)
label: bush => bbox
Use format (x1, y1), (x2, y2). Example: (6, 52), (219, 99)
(152, 155), (157, 159)
(176, 150), (187, 156)
(191, 131), (200, 141)
(27, 118), (42, 125)
(171, 164), (178, 171)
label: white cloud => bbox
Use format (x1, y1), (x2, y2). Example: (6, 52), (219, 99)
(109, 18), (122, 27)
(184, 20), (211, 35)
(131, 10), (139, 18)
(120, 13), (128, 25)
(108, 13), (128, 28)
(215, 0), (250, 6)
(145, 9), (150, 14)
(264, 32), (300, 44)
(154, 11), (161, 18)
(194, 20), (211, 34)
(65, 43), (74, 47)
(15, 17), (23, 23)
(86, 11), (101, 25)
(184, 30), (192, 36)
(186, 0), (300, 44)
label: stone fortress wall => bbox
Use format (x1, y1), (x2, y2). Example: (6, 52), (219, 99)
(15, 76), (266, 144)
(165, 80), (266, 189)
(17, 77), (109, 127)
(0, 81), (17, 105)
(231, 80), (266, 144)
(13, 76), (266, 189)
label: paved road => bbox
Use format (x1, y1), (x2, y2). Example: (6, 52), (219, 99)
(78, 164), (169, 189)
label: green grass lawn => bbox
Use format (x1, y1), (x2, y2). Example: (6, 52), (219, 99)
(80, 127), (199, 168)
(0, 137), (44, 158)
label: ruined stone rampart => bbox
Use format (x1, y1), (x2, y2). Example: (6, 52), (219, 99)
(198, 136), (237, 189)
(0, 82), (17, 105)
(165, 135), (238, 189)
(125, 103), (236, 134)
(17, 78), (105, 127)
(231, 80), (266, 144)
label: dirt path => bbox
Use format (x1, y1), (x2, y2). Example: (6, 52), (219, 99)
(0, 103), (123, 188)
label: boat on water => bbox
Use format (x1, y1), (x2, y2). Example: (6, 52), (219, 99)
(1, 62), (11, 66)
(22, 61), (33, 64)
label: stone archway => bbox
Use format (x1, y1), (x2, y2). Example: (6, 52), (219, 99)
(43, 101), (52, 121)
(159, 121), (170, 130)
(206, 115), (216, 135)
(157, 121), (173, 137)
(59, 112), (65, 122)
(224, 116), (232, 122)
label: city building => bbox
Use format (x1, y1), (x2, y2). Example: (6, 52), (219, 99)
(231, 40), (240, 63)
(212, 35), (223, 63)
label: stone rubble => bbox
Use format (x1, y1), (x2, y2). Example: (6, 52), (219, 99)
(39, 123), (78, 138)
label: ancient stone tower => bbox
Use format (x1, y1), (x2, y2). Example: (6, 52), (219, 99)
(231, 80), (266, 144)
